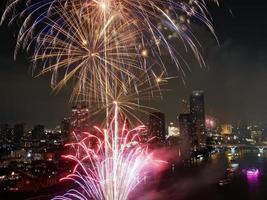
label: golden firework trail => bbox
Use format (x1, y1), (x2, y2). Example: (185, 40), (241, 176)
(1, 0), (220, 113)
(1, 1), (220, 199)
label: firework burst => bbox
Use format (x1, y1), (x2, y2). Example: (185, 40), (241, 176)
(53, 102), (163, 200)
(1, 0), (220, 110)
(1, 1), (220, 199)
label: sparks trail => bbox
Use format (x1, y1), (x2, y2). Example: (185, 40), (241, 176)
(2, 0), (220, 111)
(1, 1), (220, 199)
(53, 102), (164, 200)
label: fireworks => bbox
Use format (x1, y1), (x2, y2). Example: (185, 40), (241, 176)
(1, 0), (220, 111)
(31, 2), (144, 106)
(1, 1), (220, 199)
(53, 102), (163, 200)
(80, 70), (165, 125)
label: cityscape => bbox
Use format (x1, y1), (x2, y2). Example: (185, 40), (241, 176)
(1, 91), (267, 199)
(1, 0), (267, 200)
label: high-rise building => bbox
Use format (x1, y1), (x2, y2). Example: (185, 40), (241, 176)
(32, 124), (45, 140)
(70, 104), (89, 132)
(190, 90), (206, 149)
(181, 99), (190, 113)
(0, 123), (12, 141)
(61, 118), (70, 134)
(14, 123), (26, 144)
(238, 120), (251, 141)
(148, 112), (166, 145)
(178, 113), (192, 150)
(179, 114), (191, 139)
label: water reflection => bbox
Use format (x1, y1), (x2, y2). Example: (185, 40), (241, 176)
(247, 172), (259, 184)
(129, 146), (267, 200)
(154, 147), (267, 200)
(218, 148), (266, 199)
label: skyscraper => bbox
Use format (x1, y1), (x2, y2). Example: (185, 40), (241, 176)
(13, 123), (26, 144)
(178, 113), (192, 156)
(0, 124), (12, 141)
(32, 124), (45, 140)
(61, 118), (70, 134)
(190, 90), (206, 149)
(70, 104), (89, 132)
(179, 114), (191, 139)
(148, 112), (166, 145)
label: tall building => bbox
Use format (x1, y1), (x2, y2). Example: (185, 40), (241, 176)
(178, 113), (192, 152)
(181, 99), (190, 113)
(32, 124), (45, 140)
(148, 112), (166, 145)
(13, 123), (26, 144)
(61, 118), (70, 134)
(70, 104), (89, 132)
(0, 124), (12, 141)
(190, 90), (206, 149)
(238, 120), (251, 141)
(179, 114), (191, 139)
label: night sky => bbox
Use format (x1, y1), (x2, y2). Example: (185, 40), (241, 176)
(0, 0), (267, 127)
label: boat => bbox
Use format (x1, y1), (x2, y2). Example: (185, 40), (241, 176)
(246, 168), (259, 176)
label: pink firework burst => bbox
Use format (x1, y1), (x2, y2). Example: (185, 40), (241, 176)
(53, 102), (164, 200)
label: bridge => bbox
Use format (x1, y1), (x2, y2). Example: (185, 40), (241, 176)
(211, 144), (267, 154)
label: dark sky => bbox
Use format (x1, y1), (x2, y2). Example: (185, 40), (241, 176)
(0, 0), (267, 127)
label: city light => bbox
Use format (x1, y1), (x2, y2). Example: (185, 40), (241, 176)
(3, 1), (267, 200)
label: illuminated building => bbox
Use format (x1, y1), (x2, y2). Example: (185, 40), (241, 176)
(70, 104), (89, 132)
(220, 124), (237, 143)
(0, 123), (12, 141)
(148, 112), (166, 145)
(205, 117), (221, 145)
(181, 99), (190, 113)
(238, 121), (251, 142)
(190, 91), (206, 149)
(61, 118), (70, 135)
(250, 124), (264, 143)
(0, 124), (13, 153)
(221, 124), (233, 135)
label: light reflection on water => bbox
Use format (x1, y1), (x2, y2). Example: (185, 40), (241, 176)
(222, 148), (266, 199)
(247, 173), (259, 184)
(176, 148), (267, 200)
(136, 148), (267, 200)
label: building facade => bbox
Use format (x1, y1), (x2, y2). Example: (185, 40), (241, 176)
(190, 91), (206, 150)
(148, 112), (166, 145)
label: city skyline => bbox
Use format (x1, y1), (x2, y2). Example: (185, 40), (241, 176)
(1, 1), (267, 199)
